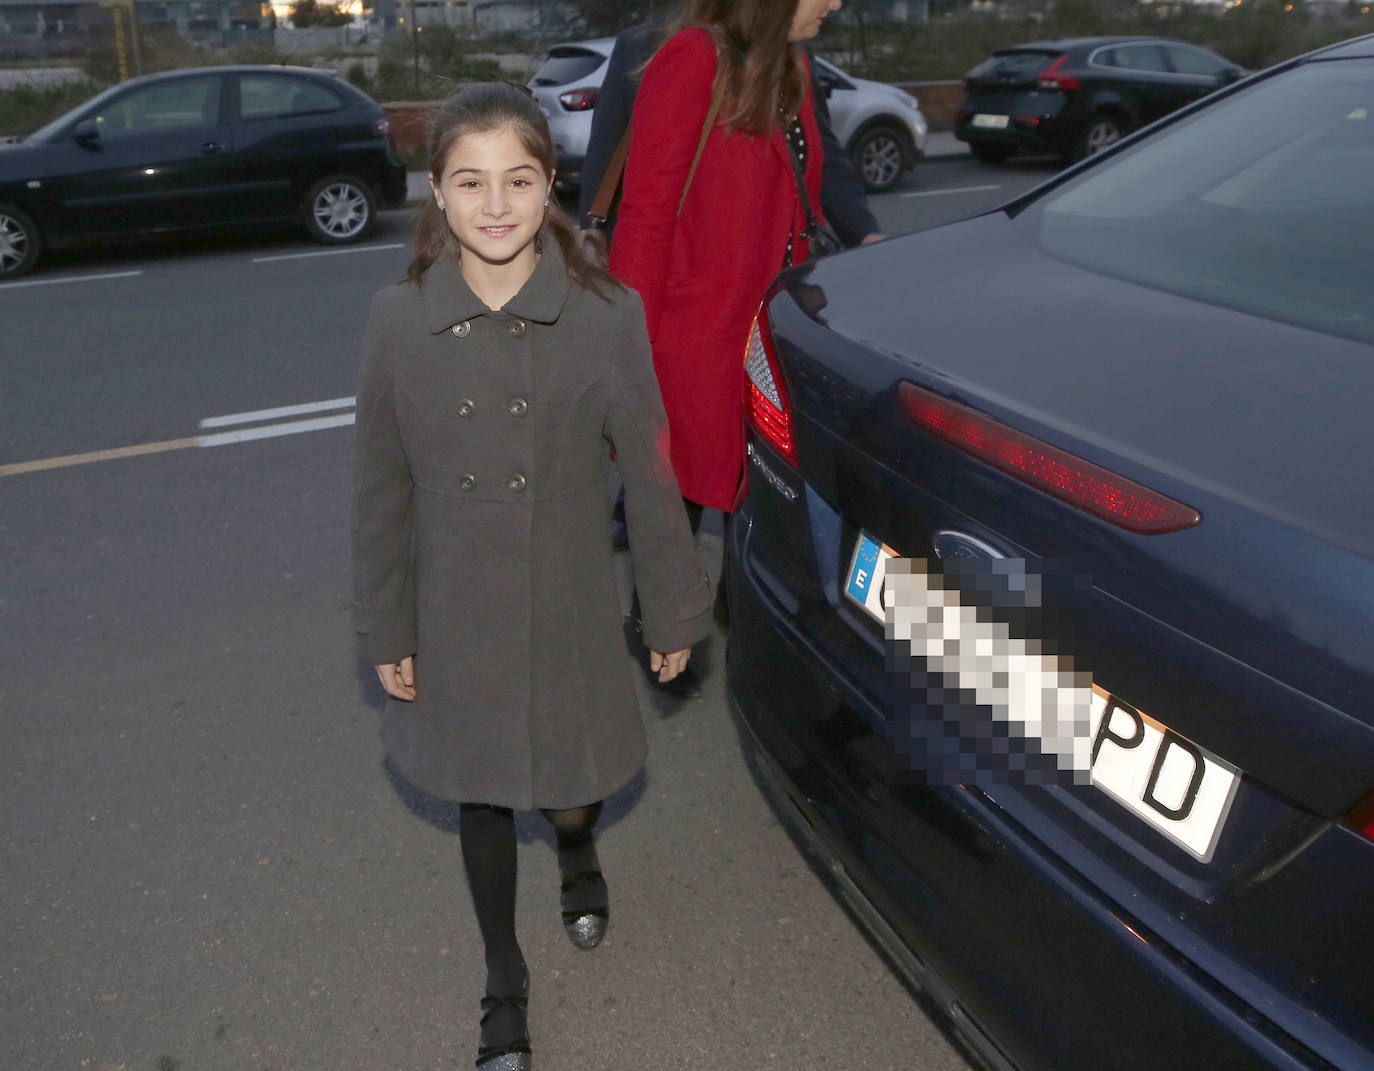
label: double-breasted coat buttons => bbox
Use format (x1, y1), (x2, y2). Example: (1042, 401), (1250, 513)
(508, 319), (527, 337)
(459, 474), (477, 491)
(508, 397), (528, 417)
(452, 321), (471, 338)
(457, 398), (476, 418)
(507, 473), (528, 493)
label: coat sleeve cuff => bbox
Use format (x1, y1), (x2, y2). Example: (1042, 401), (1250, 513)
(639, 569), (713, 655)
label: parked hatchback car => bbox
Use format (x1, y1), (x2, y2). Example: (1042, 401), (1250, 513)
(527, 37), (615, 191)
(0, 65), (408, 278)
(729, 33), (1374, 1071)
(956, 35), (1243, 162)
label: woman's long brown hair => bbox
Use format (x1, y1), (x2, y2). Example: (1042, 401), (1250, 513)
(407, 82), (623, 300)
(672, 0), (809, 134)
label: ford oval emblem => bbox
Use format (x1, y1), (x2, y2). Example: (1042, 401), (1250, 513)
(932, 530), (1005, 560)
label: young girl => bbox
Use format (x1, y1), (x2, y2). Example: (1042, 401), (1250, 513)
(351, 82), (712, 1071)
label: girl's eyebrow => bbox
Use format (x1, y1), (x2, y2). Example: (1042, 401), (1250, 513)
(448, 164), (541, 177)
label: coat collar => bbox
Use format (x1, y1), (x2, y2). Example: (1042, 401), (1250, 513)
(421, 228), (571, 334)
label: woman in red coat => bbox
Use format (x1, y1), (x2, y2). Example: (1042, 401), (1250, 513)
(610, 0), (840, 518)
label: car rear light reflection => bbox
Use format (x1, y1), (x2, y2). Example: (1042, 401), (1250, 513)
(743, 314), (797, 465)
(372, 117), (390, 137)
(898, 383), (1200, 534)
(559, 88), (598, 111)
(1037, 53), (1081, 91)
(1343, 791), (1374, 843)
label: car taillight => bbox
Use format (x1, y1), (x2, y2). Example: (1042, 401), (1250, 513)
(558, 88), (598, 111)
(743, 313), (796, 465)
(371, 117), (390, 137)
(1037, 53), (1081, 91)
(898, 383), (1200, 534)
(1343, 791), (1374, 843)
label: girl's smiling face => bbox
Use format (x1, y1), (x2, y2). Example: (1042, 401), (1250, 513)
(430, 125), (553, 269)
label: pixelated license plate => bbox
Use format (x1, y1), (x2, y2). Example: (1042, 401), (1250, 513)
(972, 113), (1010, 129)
(844, 531), (1243, 862)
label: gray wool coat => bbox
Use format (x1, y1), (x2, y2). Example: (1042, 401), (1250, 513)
(351, 236), (712, 810)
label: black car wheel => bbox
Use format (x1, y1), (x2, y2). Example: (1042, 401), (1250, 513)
(971, 143), (1012, 163)
(303, 175), (376, 244)
(0, 202), (41, 279)
(851, 126), (907, 193)
(1076, 114), (1128, 160)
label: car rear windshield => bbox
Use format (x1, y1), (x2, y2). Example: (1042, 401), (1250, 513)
(531, 48), (605, 87)
(1026, 60), (1374, 345)
(969, 49), (1062, 82)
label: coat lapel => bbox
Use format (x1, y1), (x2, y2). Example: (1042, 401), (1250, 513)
(420, 228), (571, 333)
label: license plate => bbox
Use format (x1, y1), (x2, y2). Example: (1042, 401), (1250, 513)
(972, 113), (1010, 129)
(845, 532), (1242, 862)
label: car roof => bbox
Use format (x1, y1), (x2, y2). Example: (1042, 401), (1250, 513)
(997, 36), (1166, 52)
(545, 38), (615, 55)
(117, 64), (333, 89)
(1301, 32), (1374, 60)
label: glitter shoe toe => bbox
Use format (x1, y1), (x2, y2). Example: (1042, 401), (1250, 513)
(560, 870), (609, 950)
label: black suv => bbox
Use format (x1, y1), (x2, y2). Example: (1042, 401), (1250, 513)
(956, 36), (1243, 163)
(0, 65), (408, 278)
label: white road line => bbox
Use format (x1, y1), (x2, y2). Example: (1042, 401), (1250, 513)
(902, 184), (1002, 199)
(253, 243), (405, 264)
(200, 396), (356, 429)
(197, 412), (355, 446)
(0, 270), (143, 291)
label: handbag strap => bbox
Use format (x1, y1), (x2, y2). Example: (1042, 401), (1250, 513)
(783, 115), (821, 240)
(584, 61), (722, 225)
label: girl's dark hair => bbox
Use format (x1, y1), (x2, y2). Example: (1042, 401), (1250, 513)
(407, 81), (622, 299)
(672, 0), (808, 134)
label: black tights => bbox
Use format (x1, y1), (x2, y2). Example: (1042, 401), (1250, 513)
(457, 801), (605, 996)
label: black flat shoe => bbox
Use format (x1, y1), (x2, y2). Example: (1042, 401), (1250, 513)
(476, 972), (531, 1071)
(560, 869), (609, 950)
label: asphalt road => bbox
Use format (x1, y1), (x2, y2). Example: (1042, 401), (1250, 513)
(0, 158), (1054, 1071)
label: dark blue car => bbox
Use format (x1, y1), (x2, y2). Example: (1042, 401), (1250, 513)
(726, 34), (1374, 1071)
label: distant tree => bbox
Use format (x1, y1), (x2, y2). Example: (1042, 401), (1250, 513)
(569, 0), (660, 36)
(290, 0), (351, 28)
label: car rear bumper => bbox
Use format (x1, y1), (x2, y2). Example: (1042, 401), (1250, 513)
(724, 506), (1341, 1071)
(377, 160), (408, 209)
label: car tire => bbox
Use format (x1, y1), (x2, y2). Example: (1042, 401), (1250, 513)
(0, 202), (42, 279)
(302, 175), (376, 244)
(971, 143), (1012, 164)
(1075, 114), (1127, 161)
(851, 126), (908, 193)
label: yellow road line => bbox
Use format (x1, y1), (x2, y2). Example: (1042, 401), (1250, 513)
(0, 436), (200, 477)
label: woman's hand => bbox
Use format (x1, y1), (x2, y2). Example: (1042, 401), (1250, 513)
(650, 648), (691, 683)
(375, 656), (417, 701)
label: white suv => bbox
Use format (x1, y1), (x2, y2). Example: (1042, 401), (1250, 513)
(812, 56), (928, 193)
(527, 37), (615, 191)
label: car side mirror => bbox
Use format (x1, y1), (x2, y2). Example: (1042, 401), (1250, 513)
(72, 118), (101, 147)
(1217, 68), (1243, 86)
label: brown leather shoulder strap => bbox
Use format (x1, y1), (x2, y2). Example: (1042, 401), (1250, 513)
(677, 91), (721, 218)
(586, 126), (632, 225)
(585, 48), (722, 226)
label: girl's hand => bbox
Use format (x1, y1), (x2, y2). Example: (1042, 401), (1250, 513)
(375, 656), (417, 701)
(650, 648), (691, 683)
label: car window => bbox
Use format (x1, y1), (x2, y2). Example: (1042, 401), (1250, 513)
(1102, 43), (1170, 73)
(240, 75), (343, 120)
(1029, 61), (1374, 345)
(970, 50), (1062, 82)
(93, 76), (221, 138)
(531, 48), (605, 87)
(1164, 44), (1230, 77)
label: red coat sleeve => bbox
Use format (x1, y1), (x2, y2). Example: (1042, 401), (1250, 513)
(609, 28), (717, 341)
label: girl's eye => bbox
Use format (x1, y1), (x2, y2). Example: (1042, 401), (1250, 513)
(459, 180), (481, 190)
(511, 179), (531, 189)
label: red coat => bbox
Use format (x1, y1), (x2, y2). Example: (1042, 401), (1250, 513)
(609, 27), (825, 511)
